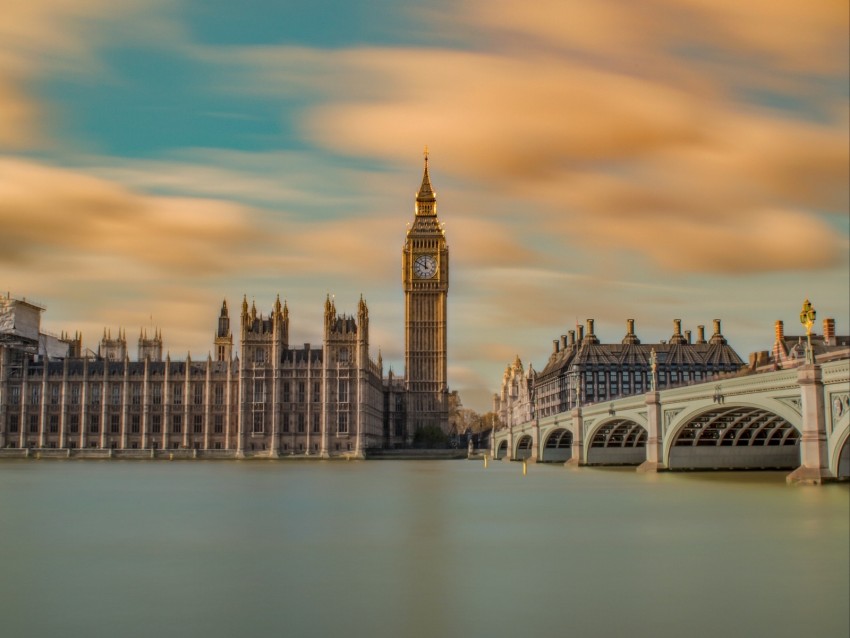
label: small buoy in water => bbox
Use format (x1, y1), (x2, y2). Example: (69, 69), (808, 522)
(483, 456), (488, 469)
(169, 453), (174, 461)
(522, 459), (527, 476)
(35, 452), (41, 460)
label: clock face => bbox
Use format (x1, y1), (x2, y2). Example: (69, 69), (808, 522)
(413, 254), (437, 279)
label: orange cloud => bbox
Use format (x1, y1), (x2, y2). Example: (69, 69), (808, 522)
(0, 157), (266, 274)
(262, 2), (847, 276)
(461, 0), (847, 75)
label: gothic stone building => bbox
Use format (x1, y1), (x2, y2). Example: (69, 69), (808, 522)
(497, 318), (745, 428)
(0, 158), (449, 457)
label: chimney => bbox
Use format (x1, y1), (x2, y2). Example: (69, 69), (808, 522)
(670, 318), (687, 344)
(684, 330), (692, 344)
(553, 339), (560, 354)
(622, 319), (640, 345)
(823, 317), (835, 346)
(578, 325), (585, 341)
(561, 335), (568, 349)
(823, 318), (835, 345)
(696, 325), (706, 344)
(774, 320), (784, 343)
(583, 319), (599, 344)
(568, 330), (576, 346)
(709, 319), (727, 345)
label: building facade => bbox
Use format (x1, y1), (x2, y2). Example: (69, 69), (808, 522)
(0, 158), (450, 457)
(496, 318), (745, 428)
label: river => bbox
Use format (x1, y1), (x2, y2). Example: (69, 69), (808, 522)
(0, 460), (847, 638)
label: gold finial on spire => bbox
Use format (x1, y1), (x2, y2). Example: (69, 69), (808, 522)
(424, 145), (429, 163)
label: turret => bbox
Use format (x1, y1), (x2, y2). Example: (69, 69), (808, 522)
(60, 331), (83, 357)
(217, 300), (230, 338)
(138, 327), (163, 362)
(100, 327), (127, 361)
(273, 295), (289, 347)
(357, 295), (369, 346)
(215, 299), (233, 362)
(324, 294), (337, 338)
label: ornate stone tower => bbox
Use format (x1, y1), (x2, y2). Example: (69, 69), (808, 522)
(214, 299), (233, 362)
(138, 328), (163, 361)
(402, 151), (449, 436)
(98, 328), (127, 361)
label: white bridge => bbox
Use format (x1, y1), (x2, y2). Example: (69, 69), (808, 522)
(491, 359), (850, 484)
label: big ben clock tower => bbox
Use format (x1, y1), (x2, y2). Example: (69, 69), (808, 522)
(403, 150), (449, 436)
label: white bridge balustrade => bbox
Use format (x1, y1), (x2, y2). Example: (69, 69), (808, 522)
(492, 359), (850, 485)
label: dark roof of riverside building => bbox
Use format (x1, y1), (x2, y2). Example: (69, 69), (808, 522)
(537, 318), (744, 381)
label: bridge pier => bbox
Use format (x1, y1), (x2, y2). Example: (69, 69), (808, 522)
(503, 426), (514, 462)
(565, 407), (583, 467)
(637, 390), (665, 473)
(529, 421), (540, 463)
(787, 364), (833, 485)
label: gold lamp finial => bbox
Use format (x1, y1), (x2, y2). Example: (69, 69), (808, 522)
(799, 299), (816, 335)
(799, 299), (817, 364)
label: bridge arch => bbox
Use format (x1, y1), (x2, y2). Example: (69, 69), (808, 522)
(541, 428), (572, 462)
(832, 430), (850, 479)
(585, 418), (647, 466)
(832, 420), (850, 480)
(666, 404), (800, 470)
(495, 440), (508, 460)
(514, 434), (533, 460)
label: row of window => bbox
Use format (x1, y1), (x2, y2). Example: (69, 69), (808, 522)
(6, 383), (231, 406)
(252, 412), (350, 435)
(5, 380), (355, 407)
(5, 413), (228, 435)
(247, 347), (350, 364)
(538, 370), (715, 402)
(6, 411), (354, 437)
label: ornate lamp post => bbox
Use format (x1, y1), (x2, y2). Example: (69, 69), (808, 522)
(799, 299), (816, 364)
(649, 348), (658, 392)
(571, 368), (582, 409)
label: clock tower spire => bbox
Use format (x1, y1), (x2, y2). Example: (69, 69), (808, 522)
(402, 150), (449, 439)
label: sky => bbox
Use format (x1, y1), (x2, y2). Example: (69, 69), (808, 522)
(0, 0), (847, 412)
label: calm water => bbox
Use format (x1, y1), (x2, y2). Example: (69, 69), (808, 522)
(0, 460), (847, 638)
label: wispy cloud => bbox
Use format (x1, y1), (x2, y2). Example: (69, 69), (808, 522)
(0, 0), (846, 410)
(0, 0), (172, 149)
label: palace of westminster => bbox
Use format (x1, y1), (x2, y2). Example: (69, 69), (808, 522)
(0, 157), (449, 457)
(3, 156), (839, 458)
